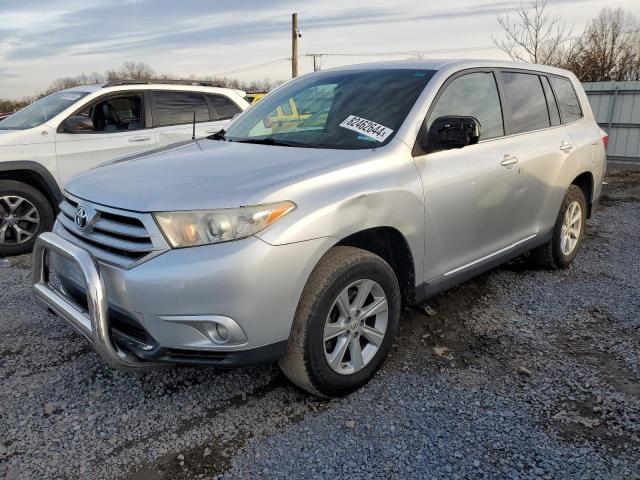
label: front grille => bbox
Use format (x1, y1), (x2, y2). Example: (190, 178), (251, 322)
(57, 195), (167, 268)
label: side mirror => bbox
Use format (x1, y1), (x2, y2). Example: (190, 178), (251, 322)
(62, 115), (94, 133)
(420, 115), (480, 154)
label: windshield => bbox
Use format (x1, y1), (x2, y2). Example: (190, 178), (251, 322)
(224, 69), (436, 149)
(0, 91), (90, 130)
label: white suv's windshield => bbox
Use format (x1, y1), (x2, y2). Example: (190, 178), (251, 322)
(223, 69), (436, 149)
(0, 91), (90, 130)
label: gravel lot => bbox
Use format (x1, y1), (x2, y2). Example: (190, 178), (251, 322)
(1, 165), (639, 479)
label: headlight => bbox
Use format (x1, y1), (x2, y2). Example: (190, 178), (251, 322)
(154, 201), (296, 248)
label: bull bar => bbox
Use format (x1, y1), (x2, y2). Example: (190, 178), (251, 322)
(32, 232), (158, 370)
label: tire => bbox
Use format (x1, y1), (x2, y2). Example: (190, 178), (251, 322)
(530, 184), (587, 269)
(279, 246), (400, 397)
(0, 180), (54, 257)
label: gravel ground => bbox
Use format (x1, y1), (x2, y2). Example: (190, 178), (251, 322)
(1, 166), (639, 479)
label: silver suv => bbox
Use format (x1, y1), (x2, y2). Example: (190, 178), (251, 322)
(33, 60), (607, 397)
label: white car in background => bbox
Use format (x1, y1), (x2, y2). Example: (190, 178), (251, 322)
(0, 80), (249, 256)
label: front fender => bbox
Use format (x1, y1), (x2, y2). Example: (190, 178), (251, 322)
(0, 160), (62, 204)
(255, 145), (425, 284)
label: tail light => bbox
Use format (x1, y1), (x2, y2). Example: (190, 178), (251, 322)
(602, 133), (609, 150)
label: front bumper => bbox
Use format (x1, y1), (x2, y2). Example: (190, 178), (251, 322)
(32, 232), (152, 369)
(32, 229), (332, 369)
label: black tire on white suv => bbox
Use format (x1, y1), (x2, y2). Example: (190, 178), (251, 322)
(0, 180), (54, 257)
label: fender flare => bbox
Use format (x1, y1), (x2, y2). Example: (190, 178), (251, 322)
(0, 161), (62, 206)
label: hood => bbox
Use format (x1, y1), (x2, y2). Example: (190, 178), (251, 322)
(0, 128), (25, 140)
(65, 139), (374, 212)
(0, 125), (55, 145)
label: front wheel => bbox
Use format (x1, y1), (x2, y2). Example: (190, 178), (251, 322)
(0, 180), (54, 257)
(279, 246), (400, 397)
(530, 184), (587, 269)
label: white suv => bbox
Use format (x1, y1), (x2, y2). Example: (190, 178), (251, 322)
(0, 81), (249, 256)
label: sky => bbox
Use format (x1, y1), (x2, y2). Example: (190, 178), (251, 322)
(1, 0), (639, 99)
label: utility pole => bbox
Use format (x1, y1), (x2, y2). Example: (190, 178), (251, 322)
(306, 54), (323, 71)
(292, 13), (299, 78)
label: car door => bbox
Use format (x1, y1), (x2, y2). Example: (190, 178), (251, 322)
(413, 70), (520, 282)
(498, 71), (571, 241)
(55, 91), (156, 184)
(549, 75), (604, 208)
(151, 90), (241, 147)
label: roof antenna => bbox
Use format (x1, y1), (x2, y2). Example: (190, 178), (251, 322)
(191, 111), (196, 140)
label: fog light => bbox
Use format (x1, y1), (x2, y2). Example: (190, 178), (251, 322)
(159, 315), (247, 346)
(216, 323), (229, 342)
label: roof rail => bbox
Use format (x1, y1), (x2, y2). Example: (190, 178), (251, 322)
(102, 79), (226, 88)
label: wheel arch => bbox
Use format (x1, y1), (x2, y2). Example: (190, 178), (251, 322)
(571, 171), (594, 218)
(335, 226), (417, 307)
(0, 161), (62, 212)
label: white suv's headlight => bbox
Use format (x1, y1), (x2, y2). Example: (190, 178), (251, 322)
(154, 201), (296, 248)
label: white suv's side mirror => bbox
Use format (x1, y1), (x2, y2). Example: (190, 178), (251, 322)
(62, 116), (94, 133)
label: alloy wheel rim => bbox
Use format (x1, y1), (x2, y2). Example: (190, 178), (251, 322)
(560, 200), (582, 256)
(0, 195), (40, 246)
(323, 279), (388, 375)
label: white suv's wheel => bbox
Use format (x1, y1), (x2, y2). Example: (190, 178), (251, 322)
(279, 246), (400, 397)
(531, 184), (587, 269)
(0, 180), (54, 257)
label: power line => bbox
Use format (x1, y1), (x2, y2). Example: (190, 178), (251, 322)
(208, 26), (640, 78)
(207, 45), (498, 79)
(211, 58), (291, 77)
(305, 45), (499, 58)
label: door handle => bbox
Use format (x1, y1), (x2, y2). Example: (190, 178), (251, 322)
(500, 154), (519, 168)
(128, 136), (151, 142)
(560, 141), (573, 152)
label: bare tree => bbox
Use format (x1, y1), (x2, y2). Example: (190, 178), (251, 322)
(105, 61), (154, 81)
(575, 8), (640, 81)
(493, 0), (578, 65)
(120, 61), (155, 80)
(2, 61), (283, 110)
(41, 72), (109, 95)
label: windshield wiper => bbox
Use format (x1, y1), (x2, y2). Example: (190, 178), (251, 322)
(207, 129), (227, 141)
(231, 138), (310, 148)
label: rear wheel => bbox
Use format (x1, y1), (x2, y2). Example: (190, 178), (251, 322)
(530, 184), (587, 269)
(279, 246), (400, 397)
(0, 180), (54, 257)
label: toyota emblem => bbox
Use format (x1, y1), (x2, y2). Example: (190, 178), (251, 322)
(75, 206), (89, 230)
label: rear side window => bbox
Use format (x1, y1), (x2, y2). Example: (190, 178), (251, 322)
(151, 91), (210, 127)
(428, 72), (504, 140)
(501, 72), (550, 134)
(540, 76), (561, 126)
(549, 76), (582, 124)
(207, 94), (241, 121)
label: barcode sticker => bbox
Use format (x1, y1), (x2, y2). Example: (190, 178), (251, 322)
(339, 115), (393, 142)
